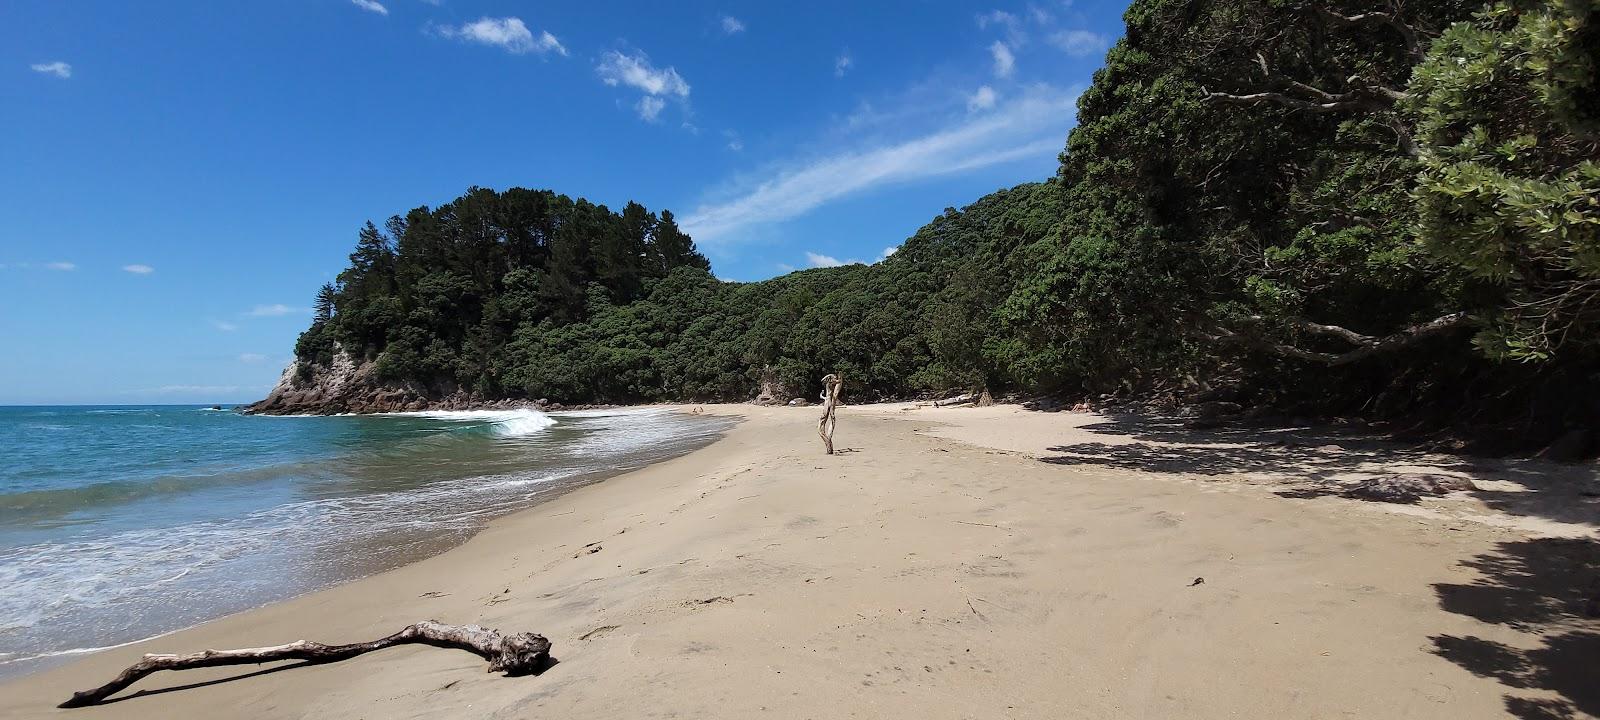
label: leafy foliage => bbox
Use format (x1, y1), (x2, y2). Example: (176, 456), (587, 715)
(1410, 0), (1600, 359)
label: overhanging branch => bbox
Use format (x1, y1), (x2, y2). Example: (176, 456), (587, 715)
(1210, 312), (1476, 366)
(1316, 7), (1425, 62)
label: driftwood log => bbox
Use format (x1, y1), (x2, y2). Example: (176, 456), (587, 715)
(818, 373), (843, 454)
(60, 621), (550, 708)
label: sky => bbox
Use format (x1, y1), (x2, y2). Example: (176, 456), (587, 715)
(0, 0), (1125, 405)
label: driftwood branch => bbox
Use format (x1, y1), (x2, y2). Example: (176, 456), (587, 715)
(60, 621), (550, 708)
(818, 373), (842, 455)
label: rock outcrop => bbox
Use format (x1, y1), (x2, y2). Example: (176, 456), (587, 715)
(242, 346), (526, 415)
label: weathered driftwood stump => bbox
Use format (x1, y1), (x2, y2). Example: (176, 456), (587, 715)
(60, 621), (550, 708)
(818, 373), (843, 454)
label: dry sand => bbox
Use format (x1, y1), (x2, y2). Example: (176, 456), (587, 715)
(4, 403), (1597, 719)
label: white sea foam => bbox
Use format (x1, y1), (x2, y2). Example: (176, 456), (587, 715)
(393, 409), (558, 438)
(0, 628), (185, 667)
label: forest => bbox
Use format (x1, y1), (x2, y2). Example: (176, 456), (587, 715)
(286, 0), (1597, 451)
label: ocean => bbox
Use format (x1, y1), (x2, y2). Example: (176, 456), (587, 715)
(0, 404), (734, 678)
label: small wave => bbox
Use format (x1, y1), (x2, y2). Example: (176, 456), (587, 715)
(0, 628), (184, 667)
(395, 409), (557, 438)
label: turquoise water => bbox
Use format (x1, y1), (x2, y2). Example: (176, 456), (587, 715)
(0, 405), (733, 677)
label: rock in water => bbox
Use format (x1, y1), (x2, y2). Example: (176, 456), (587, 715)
(1343, 474), (1476, 503)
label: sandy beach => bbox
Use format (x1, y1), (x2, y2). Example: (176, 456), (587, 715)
(4, 403), (1596, 719)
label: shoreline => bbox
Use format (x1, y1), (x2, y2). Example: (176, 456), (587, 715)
(4, 403), (1595, 718)
(0, 405), (733, 681)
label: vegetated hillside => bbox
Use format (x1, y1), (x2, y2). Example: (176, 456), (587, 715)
(261, 0), (1598, 455)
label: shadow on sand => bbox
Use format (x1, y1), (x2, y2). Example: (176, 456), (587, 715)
(1035, 412), (1599, 716)
(1430, 538), (1600, 719)
(1035, 412), (1599, 526)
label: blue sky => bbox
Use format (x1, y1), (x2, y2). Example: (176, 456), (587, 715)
(0, 0), (1123, 405)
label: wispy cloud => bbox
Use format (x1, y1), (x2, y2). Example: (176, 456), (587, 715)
(968, 85), (998, 112)
(636, 96), (666, 122)
(122, 264), (154, 274)
(238, 353), (269, 363)
(682, 85), (1076, 244)
(437, 17), (567, 56)
(350, 0), (388, 15)
(247, 304), (305, 317)
(805, 249), (895, 268)
(720, 15), (745, 35)
(214, 321), (239, 332)
(805, 252), (852, 268)
(45, 261), (76, 271)
(597, 50), (689, 97)
(834, 52), (852, 78)
(597, 50), (689, 122)
(881, 246), (899, 260)
(990, 41), (1015, 78)
(977, 10), (1025, 44)
(1049, 30), (1110, 57)
(30, 61), (71, 79)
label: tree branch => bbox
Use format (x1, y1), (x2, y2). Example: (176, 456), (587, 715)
(1316, 7), (1425, 62)
(1211, 312), (1476, 366)
(1202, 53), (1406, 114)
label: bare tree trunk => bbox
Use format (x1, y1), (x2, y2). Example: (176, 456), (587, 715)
(60, 621), (550, 708)
(817, 373), (842, 455)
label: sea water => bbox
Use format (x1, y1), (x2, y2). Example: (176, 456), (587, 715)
(0, 405), (734, 678)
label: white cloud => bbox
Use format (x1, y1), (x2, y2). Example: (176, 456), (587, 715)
(977, 10), (1026, 44)
(122, 264), (155, 274)
(990, 41), (1015, 78)
(681, 85), (1076, 244)
(350, 0), (388, 15)
(1027, 4), (1055, 25)
(720, 15), (745, 34)
(45, 261), (76, 271)
(1050, 30), (1110, 57)
(247, 304), (304, 317)
(728, 138), (744, 151)
(636, 96), (666, 121)
(881, 246), (899, 259)
(968, 85), (998, 112)
(806, 252), (845, 268)
(238, 353), (268, 363)
(834, 53), (852, 77)
(30, 61), (71, 79)
(438, 17), (567, 56)
(214, 321), (239, 332)
(597, 50), (689, 97)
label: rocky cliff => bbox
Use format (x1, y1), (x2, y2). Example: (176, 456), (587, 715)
(242, 346), (530, 415)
